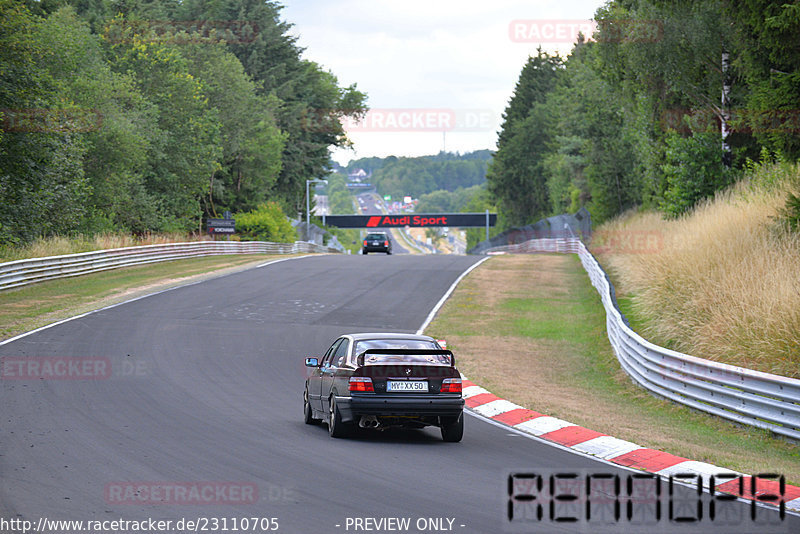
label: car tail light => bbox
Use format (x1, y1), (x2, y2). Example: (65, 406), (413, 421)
(349, 377), (374, 392)
(441, 378), (461, 393)
(363, 240), (367, 246)
(384, 240), (389, 246)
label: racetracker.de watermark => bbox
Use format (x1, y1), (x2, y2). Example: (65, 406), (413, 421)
(1, 357), (111, 380)
(509, 19), (663, 44)
(590, 230), (663, 255)
(660, 108), (800, 134)
(301, 108), (494, 133)
(104, 20), (259, 45)
(104, 482), (258, 505)
(1, 108), (103, 133)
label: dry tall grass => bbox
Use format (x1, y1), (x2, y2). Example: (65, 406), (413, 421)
(594, 163), (800, 377)
(0, 233), (212, 263)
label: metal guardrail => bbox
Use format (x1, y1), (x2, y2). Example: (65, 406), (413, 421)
(483, 237), (800, 441)
(484, 237), (582, 255)
(0, 241), (339, 292)
(467, 207), (591, 254)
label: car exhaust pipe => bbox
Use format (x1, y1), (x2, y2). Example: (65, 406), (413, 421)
(359, 415), (380, 428)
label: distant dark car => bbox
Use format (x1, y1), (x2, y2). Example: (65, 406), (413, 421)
(362, 232), (392, 255)
(303, 333), (464, 441)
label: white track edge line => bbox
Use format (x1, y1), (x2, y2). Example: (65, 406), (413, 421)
(416, 256), (490, 335)
(421, 257), (799, 516)
(0, 255), (309, 347)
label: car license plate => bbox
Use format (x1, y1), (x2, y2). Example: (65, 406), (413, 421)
(387, 380), (428, 392)
(372, 241), (380, 245)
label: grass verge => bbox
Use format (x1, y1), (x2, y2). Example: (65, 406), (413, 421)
(593, 162), (800, 377)
(0, 254), (291, 341)
(426, 254), (800, 484)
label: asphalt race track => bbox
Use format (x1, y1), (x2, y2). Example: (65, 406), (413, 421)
(358, 193), (410, 254)
(1, 255), (796, 533)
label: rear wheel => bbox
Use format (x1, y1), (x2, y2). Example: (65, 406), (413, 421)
(328, 396), (351, 438)
(304, 388), (320, 425)
(440, 413), (463, 442)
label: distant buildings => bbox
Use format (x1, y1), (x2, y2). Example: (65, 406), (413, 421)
(347, 168), (369, 182)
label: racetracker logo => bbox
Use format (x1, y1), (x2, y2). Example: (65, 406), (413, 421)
(590, 230), (663, 255)
(1, 108), (103, 133)
(104, 20), (259, 45)
(301, 108), (494, 133)
(1, 357), (111, 380)
(661, 108), (800, 134)
(104, 482), (258, 505)
(509, 19), (663, 44)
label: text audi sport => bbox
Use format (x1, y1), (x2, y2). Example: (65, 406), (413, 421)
(303, 333), (464, 441)
(367, 215), (449, 227)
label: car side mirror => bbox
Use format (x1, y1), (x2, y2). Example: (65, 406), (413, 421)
(305, 357), (319, 367)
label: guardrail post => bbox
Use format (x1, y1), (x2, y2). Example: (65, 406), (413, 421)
(478, 236), (800, 441)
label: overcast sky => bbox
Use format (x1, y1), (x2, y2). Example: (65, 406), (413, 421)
(279, 0), (605, 165)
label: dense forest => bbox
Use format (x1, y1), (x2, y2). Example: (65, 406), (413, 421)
(489, 0), (800, 228)
(0, 0), (366, 245)
(5, 0), (799, 248)
(343, 150), (491, 201)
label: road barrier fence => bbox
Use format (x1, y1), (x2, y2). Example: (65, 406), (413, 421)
(482, 237), (800, 441)
(5, 234), (798, 440)
(0, 241), (339, 292)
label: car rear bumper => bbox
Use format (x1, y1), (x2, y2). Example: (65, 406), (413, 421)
(335, 394), (464, 422)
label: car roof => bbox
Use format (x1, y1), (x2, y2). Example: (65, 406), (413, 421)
(344, 332), (435, 342)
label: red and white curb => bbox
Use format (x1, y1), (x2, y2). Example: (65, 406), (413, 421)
(461, 379), (800, 513)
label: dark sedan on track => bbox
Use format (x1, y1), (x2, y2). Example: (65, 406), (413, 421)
(362, 232), (392, 255)
(303, 333), (464, 441)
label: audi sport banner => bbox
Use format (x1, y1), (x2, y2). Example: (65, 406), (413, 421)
(323, 213), (497, 228)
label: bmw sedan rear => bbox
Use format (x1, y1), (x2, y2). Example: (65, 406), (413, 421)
(303, 333), (464, 441)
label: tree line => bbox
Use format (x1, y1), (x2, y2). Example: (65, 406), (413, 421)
(489, 0), (800, 228)
(342, 150), (492, 201)
(0, 0), (366, 246)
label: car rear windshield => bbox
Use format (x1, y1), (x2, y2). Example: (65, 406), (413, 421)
(355, 339), (449, 365)
(365, 233), (387, 240)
